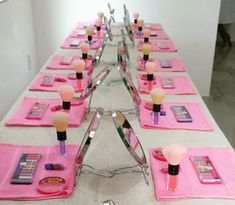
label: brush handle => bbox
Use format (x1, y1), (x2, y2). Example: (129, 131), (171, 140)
(153, 112), (159, 125)
(59, 141), (66, 155)
(147, 81), (152, 91)
(77, 79), (82, 90)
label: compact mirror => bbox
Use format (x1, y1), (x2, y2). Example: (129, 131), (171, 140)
(37, 177), (66, 194)
(104, 16), (113, 41)
(79, 67), (111, 101)
(123, 17), (134, 42)
(103, 200), (116, 205)
(112, 111), (147, 167)
(123, 5), (131, 26)
(75, 108), (104, 171)
(118, 66), (141, 114)
(121, 29), (130, 62)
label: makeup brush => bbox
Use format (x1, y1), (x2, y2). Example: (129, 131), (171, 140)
(162, 144), (187, 192)
(133, 13), (139, 24)
(142, 44), (152, 68)
(143, 28), (151, 43)
(150, 88), (165, 125)
(137, 19), (144, 37)
(80, 42), (90, 60)
(86, 26), (94, 46)
(72, 59), (85, 91)
(146, 62), (156, 91)
(97, 12), (104, 21)
(95, 18), (102, 32)
(58, 85), (75, 113)
(52, 111), (69, 155)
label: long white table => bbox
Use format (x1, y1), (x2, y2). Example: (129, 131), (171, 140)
(0, 25), (234, 205)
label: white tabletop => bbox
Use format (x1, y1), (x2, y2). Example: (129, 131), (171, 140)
(0, 25), (234, 205)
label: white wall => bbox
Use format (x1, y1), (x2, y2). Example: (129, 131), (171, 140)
(32, 0), (221, 96)
(0, 0), (38, 119)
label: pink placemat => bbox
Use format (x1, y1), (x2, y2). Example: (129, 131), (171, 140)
(132, 23), (163, 30)
(138, 40), (177, 52)
(150, 147), (235, 200)
(5, 97), (86, 127)
(137, 75), (196, 95)
(136, 56), (185, 72)
(61, 38), (101, 50)
(139, 101), (213, 131)
(69, 30), (105, 39)
(76, 22), (106, 30)
(29, 72), (90, 92)
(47, 55), (94, 74)
(0, 143), (78, 200)
(134, 30), (169, 39)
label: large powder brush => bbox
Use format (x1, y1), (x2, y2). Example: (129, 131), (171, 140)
(58, 85), (75, 112)
(80, 43), (90, 59)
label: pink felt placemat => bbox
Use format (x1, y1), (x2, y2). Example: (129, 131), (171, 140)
(150, 147), (235, 200)
(0, 143), (78, 200)
(29, 72), (90, 92)
(134, 30), (169, 39)
(61, 38), (101, 50)
(46, 55), (94, 72)
(69, 30), (105, 39)
(76, 22), (106, 30)
(137, 75), (196, 95)
(138, 40), (177, 52)
(132, 23), (163, 30)
(136, 56), (185, 72)
(139, 101), (213, 131)
(5, 97), (86, 127)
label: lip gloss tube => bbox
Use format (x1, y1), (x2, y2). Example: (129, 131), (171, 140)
(167, 164), (179, 192)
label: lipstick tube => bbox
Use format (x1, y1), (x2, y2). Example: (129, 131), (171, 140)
(167, 164), (179, 192)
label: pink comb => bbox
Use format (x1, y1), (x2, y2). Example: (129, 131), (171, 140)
(146, 62), (156, 74)
(72, 59), (85, 73)
(162, 144), (187, 165)
(133, 13), (140, 19)
(58, 85), (75, 102)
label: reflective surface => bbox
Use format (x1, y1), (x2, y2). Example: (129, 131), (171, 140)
(118, 65), (141, 113)
(104, 16), (113, 41)
(112, 111), (147, 167)
(79, 67), (111, 101)
(75, 108), (104, 177)
(121, 29), (130, 62)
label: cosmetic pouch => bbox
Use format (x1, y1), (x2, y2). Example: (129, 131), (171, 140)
(137, 75), (196, 95)
(0, 143), (78, 200)
(5, 97), (86, 127)
(29, 72), (90, 92)
(138, 40), (177, 52)
(139, 101), (213, 131)
(149, 147), (235, 200)
(61, 38), (102, 50)
(47, 55), (93, 74)
(136, 56), (185, 72)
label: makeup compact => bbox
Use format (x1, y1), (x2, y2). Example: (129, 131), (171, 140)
(112, 110), (149, 184)
(37, 177), (66, 194)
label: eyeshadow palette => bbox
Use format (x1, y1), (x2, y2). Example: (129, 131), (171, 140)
(11, 153), (40, 184)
